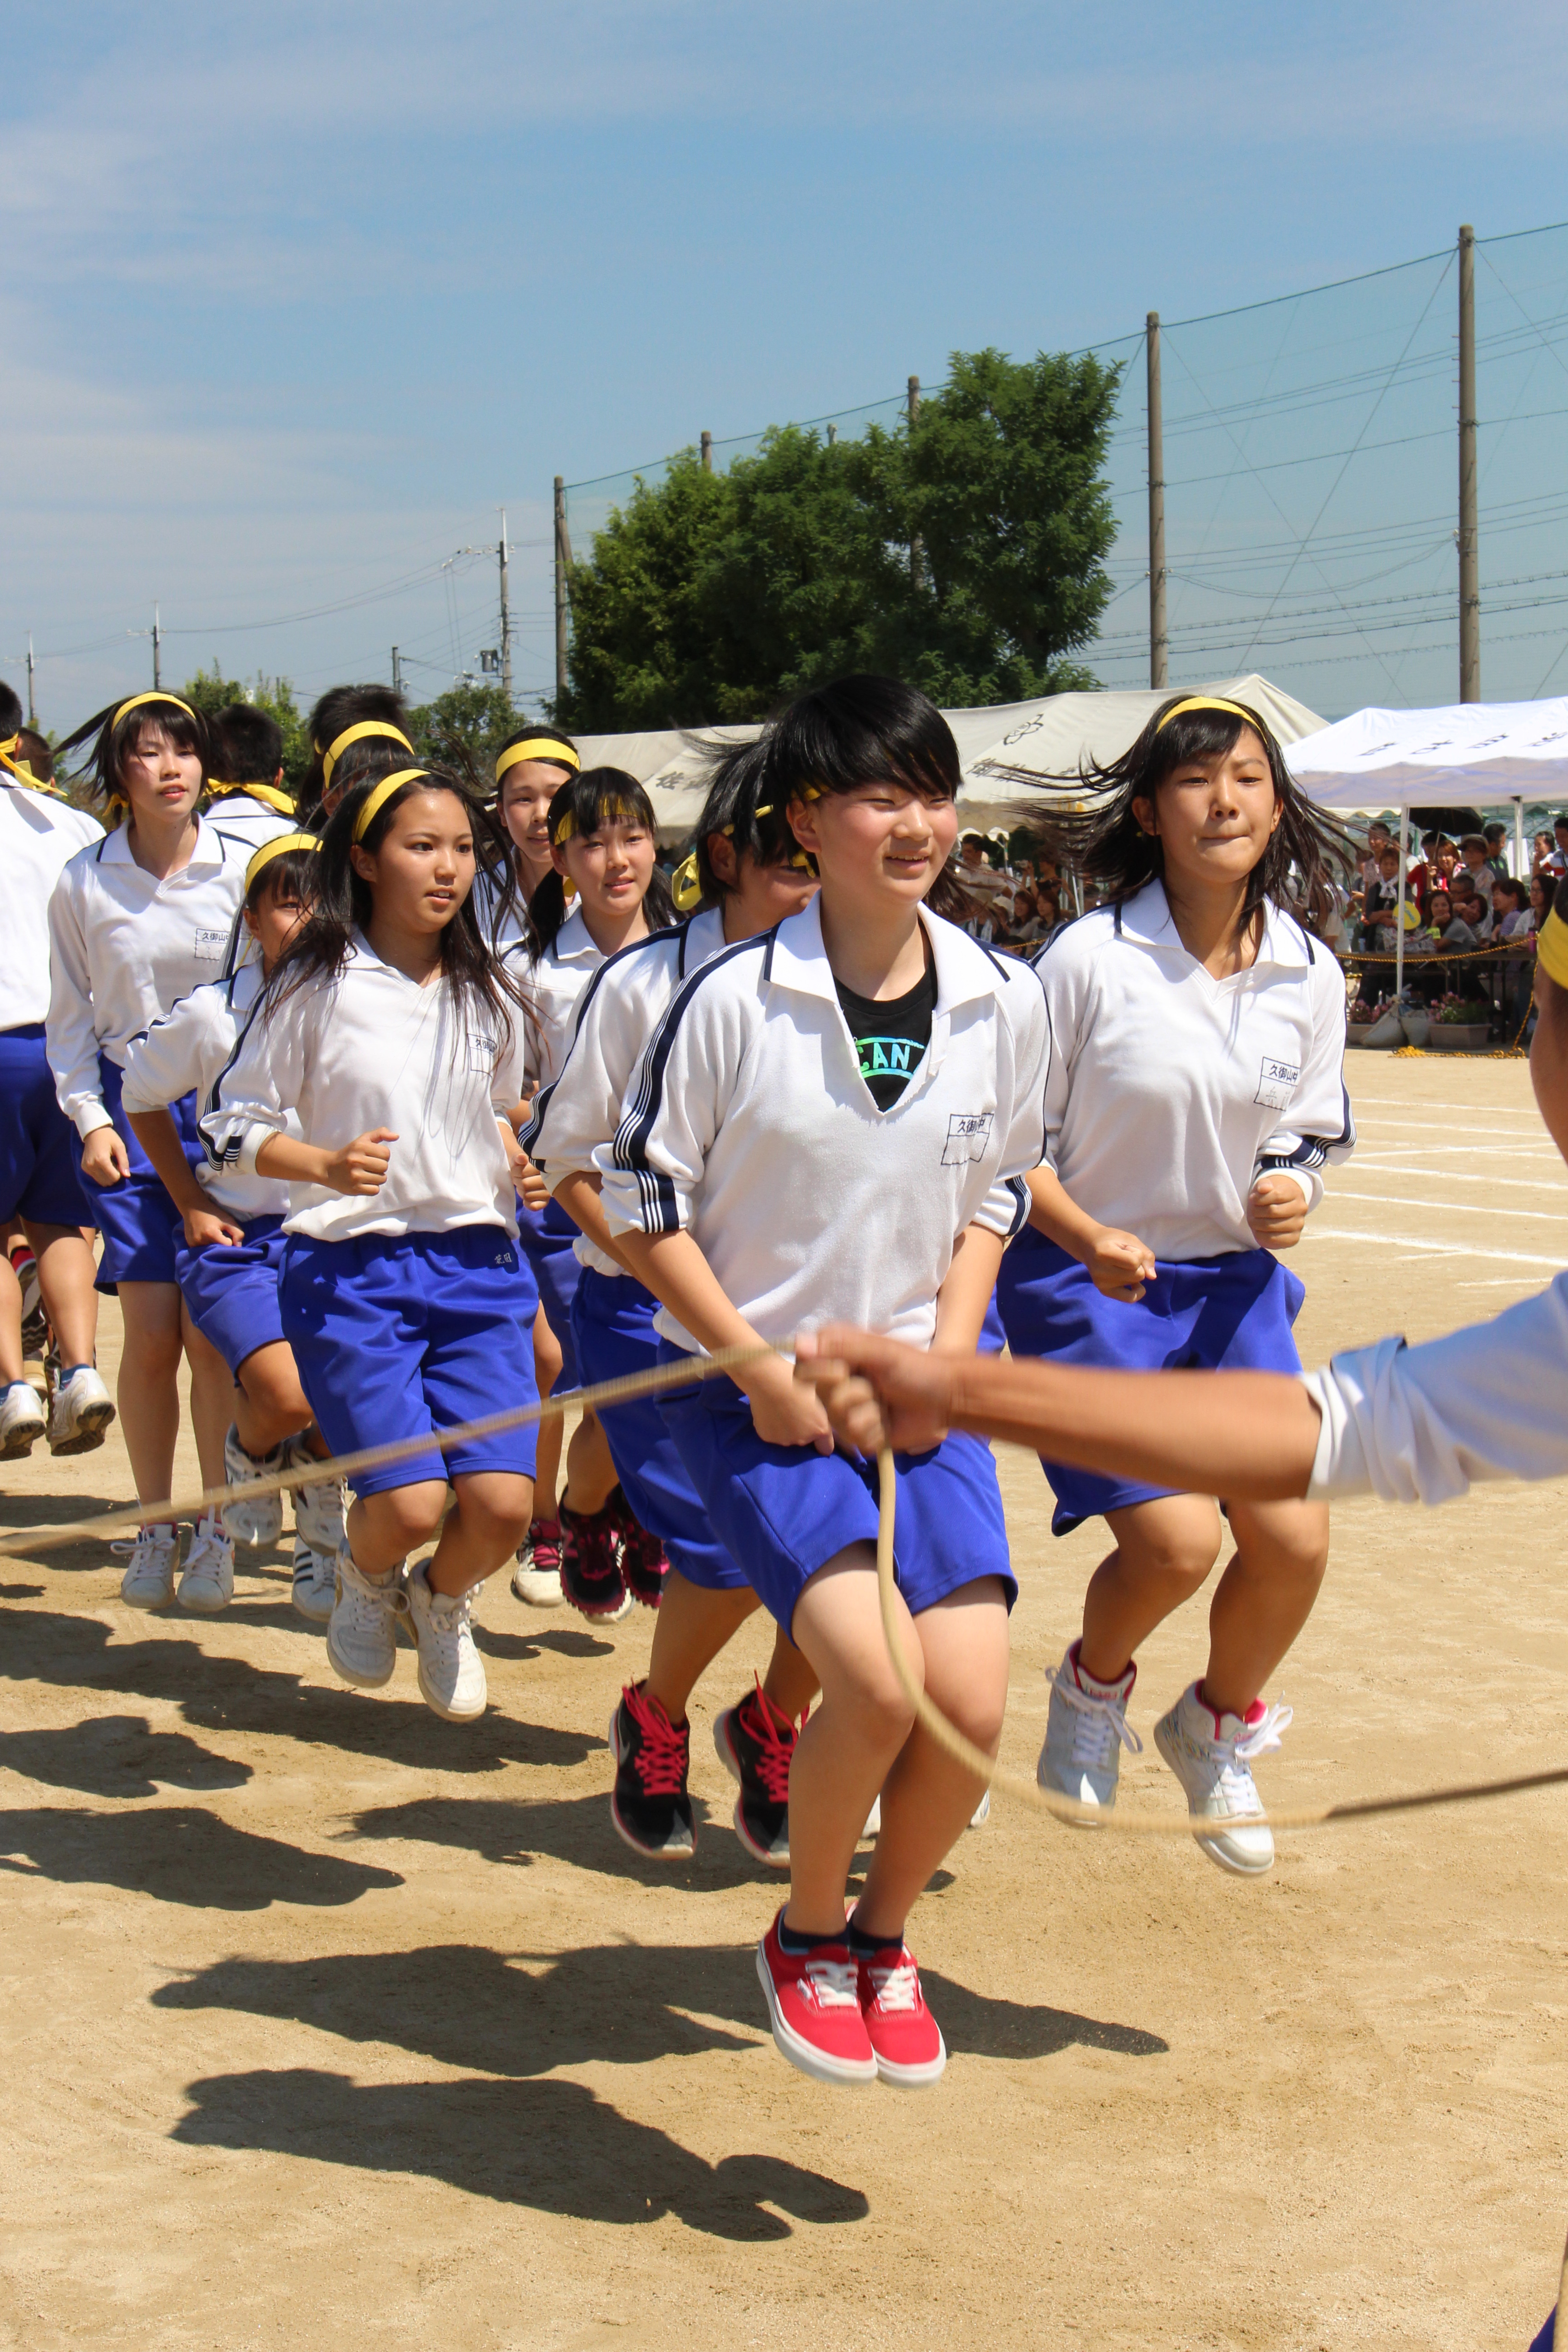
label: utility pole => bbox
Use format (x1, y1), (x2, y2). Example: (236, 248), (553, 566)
(907, 376), (924, 590)
(392, 646), (402, 696)
(701, 430), (713, 472)
(498, 508), (512, 705)
(1147, 313), (1168, 691)
(554, 475), (574, 709)
(26, 633), (35, 725)
(827, 423), (837, 447)
(152, 602), (162, 690)
(1458, 224), (1480, 701)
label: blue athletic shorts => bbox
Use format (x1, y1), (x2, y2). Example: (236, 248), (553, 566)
(654, 1340), (1015, 1637)
(71, 1056), (204, 1293)
(996, 1229), (1306, 1534)
(0, 1024), (94, 1230)
(517, 1196), (581, 1391)
(176, 1214), (288, 1376)
(570, 1266), (748, 1592)
(279, 1227), (539, 1496)
(979, 1287), (1004, 1355)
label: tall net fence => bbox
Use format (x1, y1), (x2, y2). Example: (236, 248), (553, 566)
(562, 223), (1568, 726)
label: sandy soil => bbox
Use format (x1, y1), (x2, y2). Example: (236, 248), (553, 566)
(4, 1051), (1568, 2352)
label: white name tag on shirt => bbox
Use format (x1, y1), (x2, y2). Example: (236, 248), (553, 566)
(1255, 1056), (1300, 1111)
(941, 1110), (994, 1166)
(193, 927), (228, 962)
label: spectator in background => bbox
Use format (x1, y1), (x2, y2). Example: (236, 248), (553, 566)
(1493, 877), (1530, 943)
(1455, 834), (1495, 900)
(1423, 887), (1478, 952)
(1533, 830), (1558, 877)
(1483, 821), (1510, 879)
(1454, 877), (1492, 941)
(1547, 815), (1568, 875)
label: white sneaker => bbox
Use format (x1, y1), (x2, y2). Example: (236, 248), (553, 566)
(969, 1788), (990, 1829)
(860, 1796), (881, 1840)
(222, 1425), (285, 1547)
(291, 1536), (337, 1624)
(286, 1436), (346, 1555)
(510, 1519), (563, 1608)
(179, 1516), (235, 1613)
(327, 1549), (407, 1688)
(0, 1379), (46, 1459)
(1039, 1645), (1142, 1819)
(1153, 1682), (1294, 1877)
(47, 1363), (115, 1456)
(115, 1524), (179, 1610)
(405, 1561), (487, 1722)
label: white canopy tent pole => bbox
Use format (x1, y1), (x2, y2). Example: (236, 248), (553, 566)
(1396, 809), (1408, 1004)
(1515, 797), (1525, 881)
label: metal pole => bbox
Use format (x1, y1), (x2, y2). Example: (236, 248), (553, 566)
(700, 431), (713, 473)
(498, 508), (512, 705)
(1459, 225), (1480, 701)
(553, 475), (572, 709)
(392, 646), (401, 696)
(1514, 797), (1525, 882)
(152, 603), (161, 690)
(26, 633), (35, 726)
(827, 423), (837, 447)
(1396, 808), (1408, 1004)
(907, 376), (924, 590)
(1147, 312), (1167, 691)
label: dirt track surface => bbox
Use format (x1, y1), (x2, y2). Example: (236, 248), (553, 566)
(4, 1051), (1568, 2352)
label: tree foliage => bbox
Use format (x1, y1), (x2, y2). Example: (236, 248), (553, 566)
(557, 346), (1122, 729)
(179, 665), (313, 796)
(406, 682), (519, 776)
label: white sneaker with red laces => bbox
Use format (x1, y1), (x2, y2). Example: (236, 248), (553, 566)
(756, 1911), (877, 2087)
(857, 1937), (947, 2088)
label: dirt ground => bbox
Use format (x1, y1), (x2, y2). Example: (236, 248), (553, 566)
(4, 1050), (1568, 2352)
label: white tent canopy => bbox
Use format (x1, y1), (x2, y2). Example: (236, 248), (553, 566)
(577, 673), (1327, 835)
(1285, 696), (1568, 809)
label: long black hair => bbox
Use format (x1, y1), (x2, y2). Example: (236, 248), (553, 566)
(679, 733), (816, 908)
(267, 767), (529, 1048)
(1009, 694), (1353, 940)
(527, 767), (676, 954)
(55, 693), (210, 823)
(746, 674), (973, 924)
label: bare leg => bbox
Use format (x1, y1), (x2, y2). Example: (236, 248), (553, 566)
(181, 1303), (234, 1492)
(232, 1338), (317, 1456)
(347, 1481), (448, 1578)
(23, 1220), (100, 1371)
(1078, 1493), (1223, 1683)
(1200, 1497), (1330, 1717)
(564, 1408), (617, 1514)
(761, 1623), (819, 1722)
(427, 1470), (533, 1596)
(643, 1573), (760, 1723)
(0, 1247), (24, 1386)
(531, 1305), (563, 1519)
(116, 1281), (185, 1509)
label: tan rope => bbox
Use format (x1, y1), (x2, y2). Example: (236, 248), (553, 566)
(0, 1343), (777, 1561)
(871, 1446), (1568, 1839)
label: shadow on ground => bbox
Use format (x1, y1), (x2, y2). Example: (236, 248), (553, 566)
(173, 2065), (868, 2239)
(346, 1790), (771, 1892)
(0, 1804), (402, 1909)
(0, 1714), (251, 1799)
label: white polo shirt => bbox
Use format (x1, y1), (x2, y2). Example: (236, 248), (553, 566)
(597, 897), (1050, 1354)
(516, 904), (608, 1091)
(1034, 880), (1354, 1262)
(200, 934), (531, 1242)
(201, 790), (297, 855)
(47, 815), (252, 1137)
(525, 908), (726, 1275)
(122, 962), (295, 1220)
(0, 784), (101, 1030)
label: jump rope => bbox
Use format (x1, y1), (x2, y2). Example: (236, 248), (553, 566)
(6, 1340), (1568, 1842)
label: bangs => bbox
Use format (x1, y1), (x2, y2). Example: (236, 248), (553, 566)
(247, 847), (321, 912)
(549, 767), (657, 845)
(119, 706), (204, 764)
(1145, 704), (1274, 787)
(759, 676), (961, 808)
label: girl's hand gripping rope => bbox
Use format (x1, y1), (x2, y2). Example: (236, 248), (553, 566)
(794, 1327), (956, 1457)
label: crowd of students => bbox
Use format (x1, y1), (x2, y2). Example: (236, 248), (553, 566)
(3, 673), (1367, 2090)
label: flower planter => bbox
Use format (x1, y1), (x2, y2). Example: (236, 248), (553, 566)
(1400, 1012), (1431, 1047)
(1346, 1023), (1377, 1045)
(1427, 1023), (1491, 1052)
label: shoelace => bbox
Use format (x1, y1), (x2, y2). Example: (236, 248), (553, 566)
(425, 1583), (477, 1650)
(623, 1685), (689, 1796)
(799, 1953), (861, 2010)
(1204, 1702), (1293, 1813)
(740, 1676), (795, 1804)
(111, 1529), (175, 1563)
(1046, 1662), (1144, 1771)
(865, 1953), (920, 2013)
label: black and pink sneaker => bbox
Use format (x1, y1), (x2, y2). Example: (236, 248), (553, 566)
(608, 1681), (695, 1857)
(559, 1499), (632, 1622)
(713, 1677), (798, 1866)
(607, 1485), (668, 1610)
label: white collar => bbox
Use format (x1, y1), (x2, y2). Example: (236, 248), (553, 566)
(99, 810), (228, 875)
(552, 903), (604, 965)
(767, 892), (1008, 1013)
(1114, 878), (1314, 971)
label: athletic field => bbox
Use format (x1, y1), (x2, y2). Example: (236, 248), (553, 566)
(3, 1051), (1565, 2352)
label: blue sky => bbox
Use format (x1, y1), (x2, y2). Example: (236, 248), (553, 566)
(5, 0), (1568, 728)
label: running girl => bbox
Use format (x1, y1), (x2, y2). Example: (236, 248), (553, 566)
(599, 675), (1050, 2090)
(48, 692), (251, 1607)
(514, 767), (675, 1622)
(526, 740), (819, 1857)
(202, 766), (536, 1721)
(123, 834), (345, 1620)
(490, 725), (580, 951)
(204, 705), (298, 848)
(997, 692), (1354, 1875)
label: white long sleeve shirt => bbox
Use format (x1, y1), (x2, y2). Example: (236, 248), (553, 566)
(0, 785), (101, 1030)
(518, 905), (608, 1091)
(199, 935), (531, 1241)
(524, 908), (726, 1276)
(1034, 880), (1355, 1261)
(597, 898), (1051, 1354)
(47, 816), (253, 1137)
(1303, 1275), (1568, 1502)
(200, 792), (297, 855)
(121, 962), (296, 1220)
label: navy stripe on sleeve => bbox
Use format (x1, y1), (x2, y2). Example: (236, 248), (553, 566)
(611, 932), (769, 1235)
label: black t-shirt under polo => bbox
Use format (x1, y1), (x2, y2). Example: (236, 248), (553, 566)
(834, 960), (937, 1111)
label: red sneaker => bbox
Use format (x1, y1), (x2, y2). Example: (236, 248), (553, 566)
(755, 1911), (877, 2086)
(856, 1937), (947, 2088)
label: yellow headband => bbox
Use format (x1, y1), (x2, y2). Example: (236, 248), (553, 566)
(352, 768), (431, 843)
(671, 806), (806, 912)
(1537, 907), (1568, 992)
(113, 691), (196, 730)
(322, 721), (413, 791)
(0, 731), (23, 783)
(245, 831), (320, 896)
(1154, 694), (1274, 742)
(210, 780), (295, 815)
(495, 737), (580, 784)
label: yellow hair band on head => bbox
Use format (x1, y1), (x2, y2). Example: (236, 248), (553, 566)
(671, 852), (703, 912)
(552, 809), (578, 846)
(1537, 906), (1568, 992)
(210, 780), (296, 816)
(322, 721), (413, 791)
(495, 737), (581, 784)
(0, 731), (23, 783)
(113, 691), (196, 729)
(245, 831), (320, 895)
(352, 768), (430, 843)
(1154, 694), (1273, 741)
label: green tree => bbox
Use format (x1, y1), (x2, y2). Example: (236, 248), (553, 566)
(179, 664), (313, 797)
(559, 453), (734, 730)
(406, 682), (522, 778)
